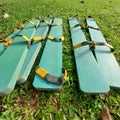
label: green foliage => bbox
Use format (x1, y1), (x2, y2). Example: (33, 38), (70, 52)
(0, 0), (120, 119)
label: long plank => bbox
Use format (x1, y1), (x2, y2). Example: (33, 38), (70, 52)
(0, 30), (21, 56)
(69, 18), (109, 93)
(86, 17), (120, 88)
(0, 19), (39, 96)
(33, 18), (63, 90)
(17, 18), (52, 84)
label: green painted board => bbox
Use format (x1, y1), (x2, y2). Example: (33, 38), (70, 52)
(0, 19), (39, 96)
(17, 18), (52, 84)
(69, 18), (109, 93)
(86, 17), (120, 88)
(33, 18), (63, 90)
(0, 30), (21, 56)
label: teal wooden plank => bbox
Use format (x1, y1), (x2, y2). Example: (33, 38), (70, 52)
(33, 18), (63, 90)
(69, 18), (109, 93)
(86, 17), (120, 88)
(17, 18), (52, 84)
(0, 43), (4, 56)
(0, 19), (39, 96)
(0, 30), (21, 56)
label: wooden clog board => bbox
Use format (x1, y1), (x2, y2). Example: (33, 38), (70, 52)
(17, 18), (52, 84)
(86, 17), (120, 88)
(33, 18), (63, 90)
(0, 19), (39, 96)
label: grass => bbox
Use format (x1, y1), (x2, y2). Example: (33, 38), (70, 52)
(0, 0), (120, 119)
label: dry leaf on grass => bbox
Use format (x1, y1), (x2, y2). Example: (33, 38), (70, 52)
(102, 106), (112, 120)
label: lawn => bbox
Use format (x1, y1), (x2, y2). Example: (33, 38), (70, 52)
(0, 0), (120, 119)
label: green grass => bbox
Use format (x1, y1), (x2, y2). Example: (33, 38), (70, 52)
(0, 0), (120, 119)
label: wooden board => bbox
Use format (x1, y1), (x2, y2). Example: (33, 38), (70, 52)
(0, 19), (39, 96)
(69, 18), (109, 93)
(33, 18), (63, 90)
(17, 18), (52, 84)
(86, 17), (120, 88)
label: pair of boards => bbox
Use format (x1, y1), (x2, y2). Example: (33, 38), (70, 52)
(33, 18), (64, 90)
(69, 17), (120, 94)
(0, 17), (52, 96)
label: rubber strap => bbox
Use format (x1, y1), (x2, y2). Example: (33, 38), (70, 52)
(47, 36), (64, 42)
(35, 66), (67, 85)
(88, 25), (100, 30)
(73, 41), (114, 51)
(17, 20), (37, 29)
(4, 35), (30, 48)
(31, 36), (43, 45)
(4, 39), (13, 48)
(32, 36), (43, 41)
(69, 23), (81, 30)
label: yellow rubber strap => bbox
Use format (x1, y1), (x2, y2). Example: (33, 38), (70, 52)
(63, 69), (67, 81)
(33, 36), (43, 41)
(52, 24), (62, 26)
(61, 36), (64, 41)
(48, 36), (54, 40)
(73, 43), (82, 49)
(36, 67), (48, 78)
(73, 42), (96, 50)
(44, 20), (50, 25)
(106, 43), (114, 50)
(19, 23), (24, 28)
(29, 21), (35, 26)
(22, 35), (30, 42)
(48, 36), (64, 41)
(4, 39), (13, 47)
(55, 24), (62, 26)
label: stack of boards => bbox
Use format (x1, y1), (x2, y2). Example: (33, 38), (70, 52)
(0, 17), (64, 96)
(0, 16), (120, 96)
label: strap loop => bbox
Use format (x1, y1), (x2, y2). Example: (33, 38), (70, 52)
(4, 39), (13, 48)
(4, 35), (30, 48)
(32, 36), (43, 41)
(73, 41), (114, 51)
(88, 25), (100, 30)
(17, 20), (37, 30)
(35, 66), (67, 85)
(31, 36), (43, 45)
(47, 36), (64, 42)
